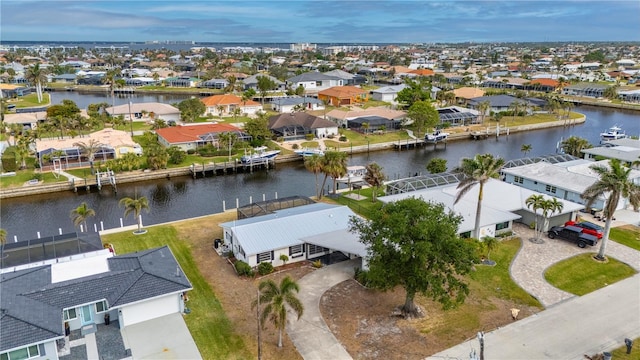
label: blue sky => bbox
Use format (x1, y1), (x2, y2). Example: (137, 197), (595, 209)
(2, 1), (639, 43)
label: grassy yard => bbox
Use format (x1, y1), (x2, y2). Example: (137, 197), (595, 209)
(610, 226), (640, 251)
(610, 337), (639, 359)
(0, 170), (63, 187)
(5, 93), (50, 108)
(101, 226), (251, 360)
(544, 254), (637, 296)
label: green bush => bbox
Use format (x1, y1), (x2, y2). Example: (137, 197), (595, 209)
(354, 267), (372, 287)
(32, 172), (43, 181)
(312, 259), (323, 268)
(339, 136), (347, 142)
(257, 262), (274, 276)
(187, 149), (196, 155)
(234, 260), (254, 277)
(168, 146), (186, 164)
(305, 133), (314, 141)
(1, 155), (17, 172)
(292, 143), (300, 150)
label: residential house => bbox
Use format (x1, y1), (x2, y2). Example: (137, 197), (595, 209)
(582, 138), (640, 165)
(526, 78), (560, 92)
(370, 84), (407, 102)
(271, 96), (325, 113)
(201, 94), (262, 117)
(242, 74), (284, 91)
(502, 159), (640, 211)
(268, 112), (338, 139)
(0, 84), (30, 98)
(219, 203), (367, 268)
(323, 69), (367, 86)
(0, 245), (194, 360)
(467, 94), (537, 114)
(50, 74), (77, 84)
(156, 123), (249, 152)
(437, 106), (480, 127)
(285, 72), (343, 93)
(381, 177), (583, 238)
(561, 83), (609, 98)
(165, 77), (199, 88)
(197, 79), (229, 89)
(318, 86), (369, 107)
(3, 111), (49, 130)
(106, 102), (181, 123)
(326, 107), (407, 129)
(452, 87), (485, 102)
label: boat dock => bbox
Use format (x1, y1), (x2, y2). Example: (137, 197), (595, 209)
(394, 138), (448, 150)
(189, 158), (276, 178)
(69, 169), (117, 192)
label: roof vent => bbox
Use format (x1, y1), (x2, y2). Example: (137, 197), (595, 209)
(175, 266), (181, 277)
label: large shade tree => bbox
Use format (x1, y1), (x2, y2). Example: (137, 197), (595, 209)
(119, 195), (150, 234)
(70, 202), (96, 233)
(252, 276), (304, 348)
(455, 154), (505, 239)
(581, 159), (640, 260)
(406, 100), (439, 138)
(350, 198), (476, 317)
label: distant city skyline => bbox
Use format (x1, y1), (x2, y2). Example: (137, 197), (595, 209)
(2, 1), (639, 43)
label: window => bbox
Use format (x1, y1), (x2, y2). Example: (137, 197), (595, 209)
(63, 308), (77, 320)
(495, 221), (510, 231)
(1, 345), (40, 360)
(514, 176), (523, 184)
(256, 251), (273, 263)
(289, 244), (304, 256)
(95, 300), (108, 313)
(545, 185), (557, 194)
(460, 231), (472, 239)
(238, 246), (245, 258)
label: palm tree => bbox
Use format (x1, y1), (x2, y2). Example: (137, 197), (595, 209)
(561, 136), (592, 157)
(320, 150), (348, 197)
(477, 100), (490, 123)
(455, 154), (505, 239)
(581, 159), (640, 260)
(25, 63), (48, 103)
(520, 144), (532, 157)
(252, 276), (304, 348)
(119, 195), (150, 234)
(103, 68), (121, 109)
(304, 154), (324, 199)
(364, 162), (385, 202)
(540, 198), (564, 233)
(73, 139), (104, 175)
(217, 132), (238, 161)
(525, 194), (545, 240)
(70, 202), (96, 233)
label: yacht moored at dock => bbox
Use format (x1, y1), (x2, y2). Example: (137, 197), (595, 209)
(600, 125), (627, 142)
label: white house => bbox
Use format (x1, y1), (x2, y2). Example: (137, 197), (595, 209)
(271, 96), (325, 113)
(381, 177), (584, 238)
(219, 203), (367, 268)
(370, 84), (407, 102)
(285, 72), (343, 92)
(502, 159), (640, 211)
(106, 102), (181, 122)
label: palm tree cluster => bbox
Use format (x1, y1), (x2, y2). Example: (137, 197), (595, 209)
(525, 195), (564, 242)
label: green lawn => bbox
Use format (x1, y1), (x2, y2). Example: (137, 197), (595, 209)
(101, 226), (251, 359)
(544, 254), (637, 296)
(610, 226), (640, 251)
(0, 170), (63, 187)
(5, 93), (50, 108)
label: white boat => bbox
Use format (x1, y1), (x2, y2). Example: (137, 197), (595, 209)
(294, 148), (324, 157)
(335, 165), (367, 184)
(425, 129), (450, 142)
(600, 125), (627, 142)
(240, 146), (281, 164)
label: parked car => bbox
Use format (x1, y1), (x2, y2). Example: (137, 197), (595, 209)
(548, 225), (599, 248)
(564, 220), (603, 239)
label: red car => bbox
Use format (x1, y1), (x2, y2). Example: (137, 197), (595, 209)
(564, 221), (604, 239)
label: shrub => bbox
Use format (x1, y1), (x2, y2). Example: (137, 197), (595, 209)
(305, 133), (314, 141)
(32, 172), (43, 181)
(354, 267), (372, 287)
(234, 260), (254, 277)
(1, 154), (17, 172)
(279, 254), (289, 265)
(292, 143), (300, 150)
(257, 262), (274, 275)
(168, 146), (186, 164)
(187, 149), (196, 155)
(339, 136), (347, 142)
(312, 259), (323, 268)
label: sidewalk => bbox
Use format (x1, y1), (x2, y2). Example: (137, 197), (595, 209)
(286, 259), (358, 360)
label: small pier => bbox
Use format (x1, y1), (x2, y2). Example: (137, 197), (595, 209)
(113, 87), (136, 94)
(189, 159), (276, 178)
(70, 169), (117, 192)
(394, 138), (448, 151)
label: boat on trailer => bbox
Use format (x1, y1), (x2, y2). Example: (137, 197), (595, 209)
(600, 125), (627, 142)
(240, 146), (281, 164)
(425, 129), (450, 142)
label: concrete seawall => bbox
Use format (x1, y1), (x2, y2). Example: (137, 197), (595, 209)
(0, 117), (585, 199)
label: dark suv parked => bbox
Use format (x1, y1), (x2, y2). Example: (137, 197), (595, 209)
(548, 225), (599, 248)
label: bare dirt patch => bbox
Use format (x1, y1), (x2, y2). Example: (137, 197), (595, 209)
(321, 279), (540, 359)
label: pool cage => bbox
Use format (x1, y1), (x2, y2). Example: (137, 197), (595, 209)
(237, 195), (315, 219)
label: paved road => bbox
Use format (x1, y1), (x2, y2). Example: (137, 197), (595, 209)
(428, 273), (640, 360)
(287, 259), (358, 360)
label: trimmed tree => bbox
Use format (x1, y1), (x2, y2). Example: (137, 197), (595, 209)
(349, 198), (476, 318)
(70, 202), (96, 233)
(119, 195), (150, 234)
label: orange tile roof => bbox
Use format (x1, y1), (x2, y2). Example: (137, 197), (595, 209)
(410, 69), (434, 76)
(156, 123), (243, 144)
(453, 87), (485, 99)
(201, 94), (260, 106)
(318, 86), (368, 99)
(529, 78), (559, 87)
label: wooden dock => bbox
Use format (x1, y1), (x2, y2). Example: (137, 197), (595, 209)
(394, 138), (448, 151)
(188, 159), (276, 178)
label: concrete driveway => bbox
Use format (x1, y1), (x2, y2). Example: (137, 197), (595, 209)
(121, 313), (202, 359)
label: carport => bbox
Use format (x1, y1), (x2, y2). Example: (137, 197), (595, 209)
(121, 313), (202, 359)
(302, 229), (369, 268)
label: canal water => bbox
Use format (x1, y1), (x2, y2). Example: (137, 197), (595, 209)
(2, 93), (639, 241)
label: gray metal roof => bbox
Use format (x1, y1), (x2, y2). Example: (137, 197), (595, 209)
(221, 203), (358, 256)
(582, 146), (640, 163)
(0, 246), (192, 352)
(287, 72), (341, 83)
(302, 229), (368, 257)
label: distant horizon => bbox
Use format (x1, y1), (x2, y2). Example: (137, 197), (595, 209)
(2, 1), (639, 43)
(3, 40), (639, 45)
